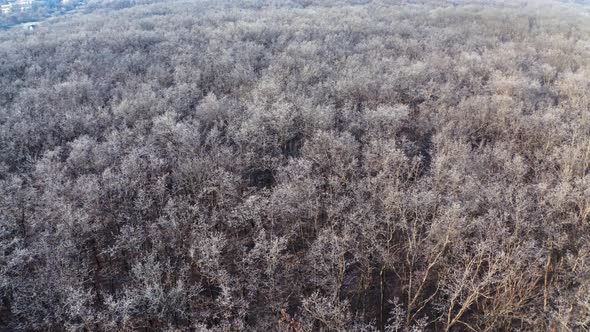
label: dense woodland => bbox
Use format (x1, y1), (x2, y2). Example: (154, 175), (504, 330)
(2, 0), (590, 330)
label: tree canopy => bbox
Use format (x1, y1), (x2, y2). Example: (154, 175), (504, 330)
(2, 0), (590, 331)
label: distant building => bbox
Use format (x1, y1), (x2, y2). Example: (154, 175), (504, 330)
(14, 0), (33, 11)
(20, 21), (37, 30)
(0, 0), (81, 16)
(1, 3), (13, 14)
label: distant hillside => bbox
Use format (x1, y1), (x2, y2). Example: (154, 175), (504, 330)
(0, 0), (83, 29)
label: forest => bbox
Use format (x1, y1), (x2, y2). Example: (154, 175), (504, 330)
(1, 0), (590, 331)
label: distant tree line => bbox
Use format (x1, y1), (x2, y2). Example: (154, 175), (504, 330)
(0, 0), (83, 29)
(1, 0), (590, 330)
